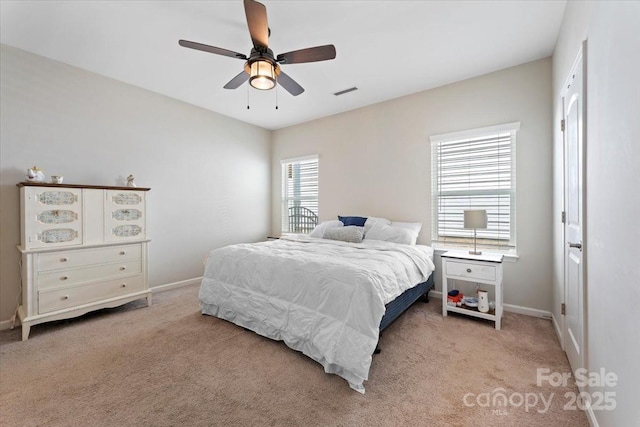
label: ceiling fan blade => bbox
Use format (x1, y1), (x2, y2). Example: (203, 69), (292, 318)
(277, 45), (336, 64)
(244, 0), (269, 48)
(277, 71), (304, 96)
(179, 40), (247, 60)
(223, 71), (250, 89)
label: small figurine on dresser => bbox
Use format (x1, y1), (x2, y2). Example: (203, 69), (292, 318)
(26, 166), (45, 182)
(126, 174), (137, 187)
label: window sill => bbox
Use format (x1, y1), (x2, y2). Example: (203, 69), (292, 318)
(432, 244), (519, 262)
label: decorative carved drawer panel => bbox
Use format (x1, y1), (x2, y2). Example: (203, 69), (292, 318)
(23, 187), (83, 249)
(105, 190), (146, 242)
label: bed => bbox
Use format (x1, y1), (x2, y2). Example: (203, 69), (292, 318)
(198, 235), (435, 393)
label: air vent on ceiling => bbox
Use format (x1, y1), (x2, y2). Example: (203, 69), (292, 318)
(333, 87), (358, 96)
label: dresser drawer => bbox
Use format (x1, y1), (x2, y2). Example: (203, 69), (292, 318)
(446, 260), (496, 281)
(37, 244), (142, 271)
(38, 260), (142, 290)
(38, 275), (145, 314)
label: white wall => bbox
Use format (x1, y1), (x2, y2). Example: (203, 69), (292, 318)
(552, 2), (640, 426)
(272, 58), (553, 312)
(0, 44), (271, 325)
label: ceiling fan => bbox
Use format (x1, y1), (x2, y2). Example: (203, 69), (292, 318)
(179, 0), (336, 96)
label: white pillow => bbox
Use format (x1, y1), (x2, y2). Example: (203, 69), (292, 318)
(323, 226), (364, 243)
(363, 217), (391, 235)
(364, 221), (417, 245)
(391, 222), (422, 240)
(309, 220), (343, 238)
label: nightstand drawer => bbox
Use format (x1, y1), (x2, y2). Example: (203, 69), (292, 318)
(446, 260), (496, 281)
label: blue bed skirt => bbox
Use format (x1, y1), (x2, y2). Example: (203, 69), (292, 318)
(379, 274), (434, 331)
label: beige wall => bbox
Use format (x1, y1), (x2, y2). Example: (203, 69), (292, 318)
(0, 44), (272, 325)
(552, 2), (640, 425)
(272, 58), (553, 312)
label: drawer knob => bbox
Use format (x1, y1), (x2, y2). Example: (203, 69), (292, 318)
(61, 276), (69, 280)
(62, 295), (69, 300)
(120, 266), (126, 271)
(61, 257), (68, 262)
(119, 251), (126, 255)
(466, 268), (472, 273)
(121, 283), (127, 288)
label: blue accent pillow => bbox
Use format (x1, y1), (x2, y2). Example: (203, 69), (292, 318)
(338, 215), (367, 227)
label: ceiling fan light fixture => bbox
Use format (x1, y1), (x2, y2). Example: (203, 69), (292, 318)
(180, 0), (335, 97)
(249, 59), (276, 90)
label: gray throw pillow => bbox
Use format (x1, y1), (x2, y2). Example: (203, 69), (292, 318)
(323, 226), (364, 243)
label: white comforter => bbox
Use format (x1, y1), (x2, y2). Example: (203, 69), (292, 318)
(198, 236), (435, 393)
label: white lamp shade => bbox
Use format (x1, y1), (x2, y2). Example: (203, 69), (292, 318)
(464, 210), (487, 229)
(249, 60), (276, 90)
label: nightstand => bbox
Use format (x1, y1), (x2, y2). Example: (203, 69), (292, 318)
(441, 251), (504, 330)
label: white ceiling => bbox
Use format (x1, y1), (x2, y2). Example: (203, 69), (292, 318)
(0, 1), (566, 130)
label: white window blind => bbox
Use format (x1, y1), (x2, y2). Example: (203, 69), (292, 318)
(431, 122), (519, 249)
(281, 155), (319, 233)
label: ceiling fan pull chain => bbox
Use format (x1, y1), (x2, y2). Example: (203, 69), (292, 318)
(275, 75), (279, 110)
(247, 85), (250, 110)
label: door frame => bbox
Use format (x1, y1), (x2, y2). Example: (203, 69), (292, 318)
(560, 40), (588, 377)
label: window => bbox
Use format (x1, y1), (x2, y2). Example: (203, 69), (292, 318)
(281, 155), (319, 234)
(431, 122), (519, 250)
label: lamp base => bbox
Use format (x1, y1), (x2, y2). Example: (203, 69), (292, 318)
(468, 250), (482, 255)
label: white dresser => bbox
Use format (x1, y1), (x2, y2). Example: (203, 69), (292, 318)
(17, 182), (152, 340)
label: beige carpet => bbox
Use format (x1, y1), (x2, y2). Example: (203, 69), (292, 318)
(0, 284), (588, 427)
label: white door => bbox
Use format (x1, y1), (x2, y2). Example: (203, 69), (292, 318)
(563, 44), (586, 376)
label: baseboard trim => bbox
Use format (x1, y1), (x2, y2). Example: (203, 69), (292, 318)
(151, 277), (202, 293)
(552, 314), (564, 349)
(428, 290), (552, 318)
(503, 303), (552, 318)
(0, 318), (17, 331)
(585, 401), (599, 427)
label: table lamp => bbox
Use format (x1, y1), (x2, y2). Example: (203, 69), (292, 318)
(464, 209), (487, 255)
